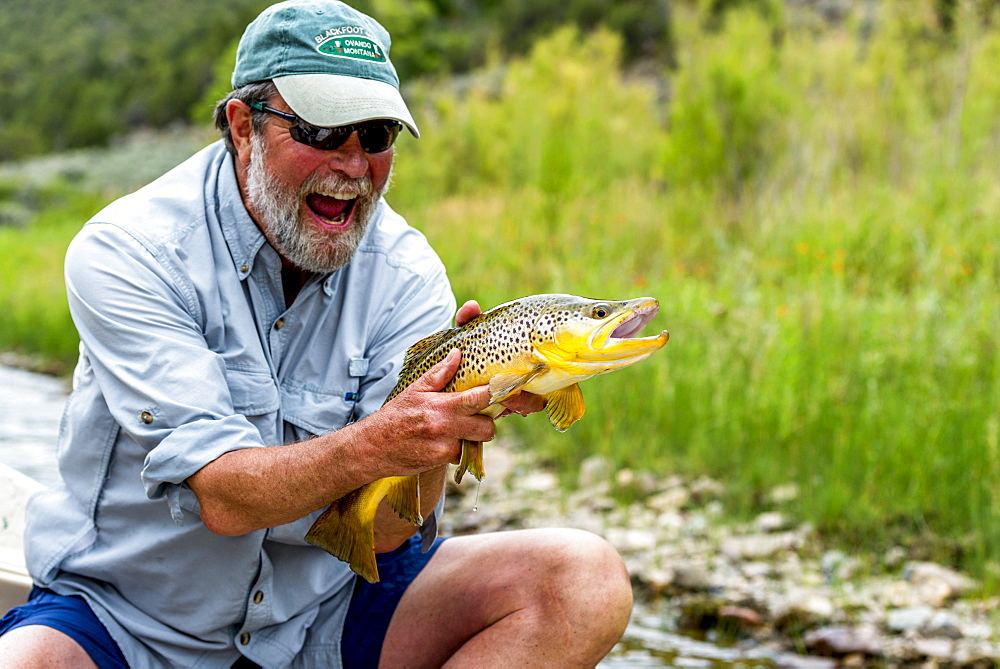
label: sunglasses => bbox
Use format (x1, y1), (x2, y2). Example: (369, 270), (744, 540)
(249, 102), (402, 153)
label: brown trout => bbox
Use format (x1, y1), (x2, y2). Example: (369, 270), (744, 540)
(305, 294), (669, 582)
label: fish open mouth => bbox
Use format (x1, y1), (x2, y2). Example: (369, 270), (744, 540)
(583, 298), (669, 363)
(609, 303), (659, 340)
(306, 192), (357, 228)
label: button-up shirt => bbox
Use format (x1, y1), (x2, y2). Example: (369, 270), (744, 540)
(23, 141), (455, 668)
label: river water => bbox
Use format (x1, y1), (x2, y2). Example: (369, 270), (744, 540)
(0, 364), (826, 667)
(0, 365), (65, 487)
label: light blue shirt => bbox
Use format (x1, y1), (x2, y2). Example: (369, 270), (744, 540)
(23, 141), (456, 668)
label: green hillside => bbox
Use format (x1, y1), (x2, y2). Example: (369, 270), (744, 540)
(0, 0), (672, 160)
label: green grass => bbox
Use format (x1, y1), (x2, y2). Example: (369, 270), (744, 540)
(389, 5), (1000, 588)
(2, 1), (998, 589)
(0, 186), (106, 368)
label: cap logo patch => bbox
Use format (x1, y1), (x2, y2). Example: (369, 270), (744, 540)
(314, 26), (387, 62)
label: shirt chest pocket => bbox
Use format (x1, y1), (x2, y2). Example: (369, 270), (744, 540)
(225, 367), (281, 444)
(280, 381), (361, 439)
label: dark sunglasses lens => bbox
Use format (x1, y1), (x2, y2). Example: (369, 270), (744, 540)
(358, 122), (401, 153)
(288, 119), (401, 153)
(290, 122), (352, 150)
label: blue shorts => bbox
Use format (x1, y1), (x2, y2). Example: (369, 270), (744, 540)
(0, 534), (445, 668)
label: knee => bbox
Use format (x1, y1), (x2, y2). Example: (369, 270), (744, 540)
(534, 529), (633, 634)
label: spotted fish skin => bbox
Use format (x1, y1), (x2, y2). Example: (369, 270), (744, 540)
(305, 294), (669, 582)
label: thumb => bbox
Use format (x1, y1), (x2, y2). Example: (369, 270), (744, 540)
(409, 348), (462, 393)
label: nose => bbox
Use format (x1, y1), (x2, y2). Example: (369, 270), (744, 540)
(325, 132), (369, 179)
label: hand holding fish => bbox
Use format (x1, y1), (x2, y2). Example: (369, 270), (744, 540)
(370, 347), (497, 476)
(306, 293), (669, 582)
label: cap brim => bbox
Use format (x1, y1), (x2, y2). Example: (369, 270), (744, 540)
(274, 74), (419, 138)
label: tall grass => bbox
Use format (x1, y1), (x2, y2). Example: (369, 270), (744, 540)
(390, 4), (1000, 587)
(1, 1), (997, 587)
(0, 185), (105, 367)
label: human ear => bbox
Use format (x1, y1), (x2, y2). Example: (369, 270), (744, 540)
(226, 100), (255, 168)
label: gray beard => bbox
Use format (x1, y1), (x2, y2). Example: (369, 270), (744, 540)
(244, 133), (389, 273)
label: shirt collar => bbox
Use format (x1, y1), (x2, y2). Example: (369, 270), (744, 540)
(215, 148), (267, 281)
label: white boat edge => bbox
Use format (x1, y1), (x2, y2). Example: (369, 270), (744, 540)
(0, 462), (43, 614)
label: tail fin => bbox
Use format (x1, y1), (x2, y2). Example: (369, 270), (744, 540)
(454, 440), (486, 484)
(305, 476), (422, 583)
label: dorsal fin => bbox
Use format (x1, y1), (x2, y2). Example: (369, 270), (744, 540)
(402, 328), (456, 367)
(385, 302), (521, 403)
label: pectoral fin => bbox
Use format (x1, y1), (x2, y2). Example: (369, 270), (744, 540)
(545, 383), (586, 432)
(488, 365), (546, 404)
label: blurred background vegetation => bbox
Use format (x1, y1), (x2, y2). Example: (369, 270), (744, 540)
(0, 0), (673, 159)
(1, 0), (998, 591)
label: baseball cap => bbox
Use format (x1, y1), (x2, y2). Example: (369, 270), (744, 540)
(232, 0), (419, 137)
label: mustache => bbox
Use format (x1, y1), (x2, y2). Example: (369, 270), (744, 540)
(301, 172), (373, 199)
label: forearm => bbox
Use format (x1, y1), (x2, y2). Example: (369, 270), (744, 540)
(189, 419), (386, 535)
(189, 350), (509, 537)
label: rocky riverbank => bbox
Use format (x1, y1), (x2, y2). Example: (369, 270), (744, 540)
(441, 442), (1000, 667)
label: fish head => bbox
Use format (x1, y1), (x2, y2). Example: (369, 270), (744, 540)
(528, 295), (669, 378)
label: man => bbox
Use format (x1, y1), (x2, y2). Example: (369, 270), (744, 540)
(0, 1), (632, 667)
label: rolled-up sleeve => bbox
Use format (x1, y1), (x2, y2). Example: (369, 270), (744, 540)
(65, 221), (269, 515)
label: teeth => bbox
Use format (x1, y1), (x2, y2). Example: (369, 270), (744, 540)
(331, 213), (346, 224)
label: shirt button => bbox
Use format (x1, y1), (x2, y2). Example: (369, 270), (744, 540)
(240, 632), (251, 646)
(274, 318), (285, 330)
(253, 590), (264, 604)
(239, 264), (250, 273)
(140, 411), (153, 424)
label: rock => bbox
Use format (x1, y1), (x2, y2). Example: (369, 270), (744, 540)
(754, 511), (790, 533)
(912, 637), (954, 659)
(605, 528), (657, 554)
(688, 476), (725, 502)
(883, 546), (907, 569)
(614, 469), (658, 496)
(519, 470), (558, 492)
(633, 567), (674, 599)
(577, 455), (613, 488)
(886, 605), (934, 633)
(915, 575), (954, 608)
(481, 443), (516, 486)
(672, 562), (715, 592)
(769, 482), (800, 503)
(775, 592), (836, 631)
(646, 486), (690, 513)
(741, 560), (773, 580)
(905, 562), (977, 602)
(820, 550), (862, 583)
(803, 624), (884, 658)
(718, 605), (764, 632)
(721, 531), (801, 560)
(924, 610), (964, 639)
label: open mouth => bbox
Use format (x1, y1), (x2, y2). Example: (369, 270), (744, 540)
(306, 192), (357, 228)
(609, 303), (659, 340)
(583, 298), (669, 358)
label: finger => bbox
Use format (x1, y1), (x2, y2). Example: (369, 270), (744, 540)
(455, 385), (492, 416)
(462, 416), (496, 444)
(409, 348), (462, 393)
(455, 300), (481, 326)
(499, 390), (548, 417)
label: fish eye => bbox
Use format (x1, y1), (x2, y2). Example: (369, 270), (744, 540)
(592, 305), (611, 319)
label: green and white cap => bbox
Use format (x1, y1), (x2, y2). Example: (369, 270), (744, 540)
(232, 0), (419, 137)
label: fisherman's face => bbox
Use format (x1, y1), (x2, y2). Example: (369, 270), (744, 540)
(243, 97), (394, 273)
